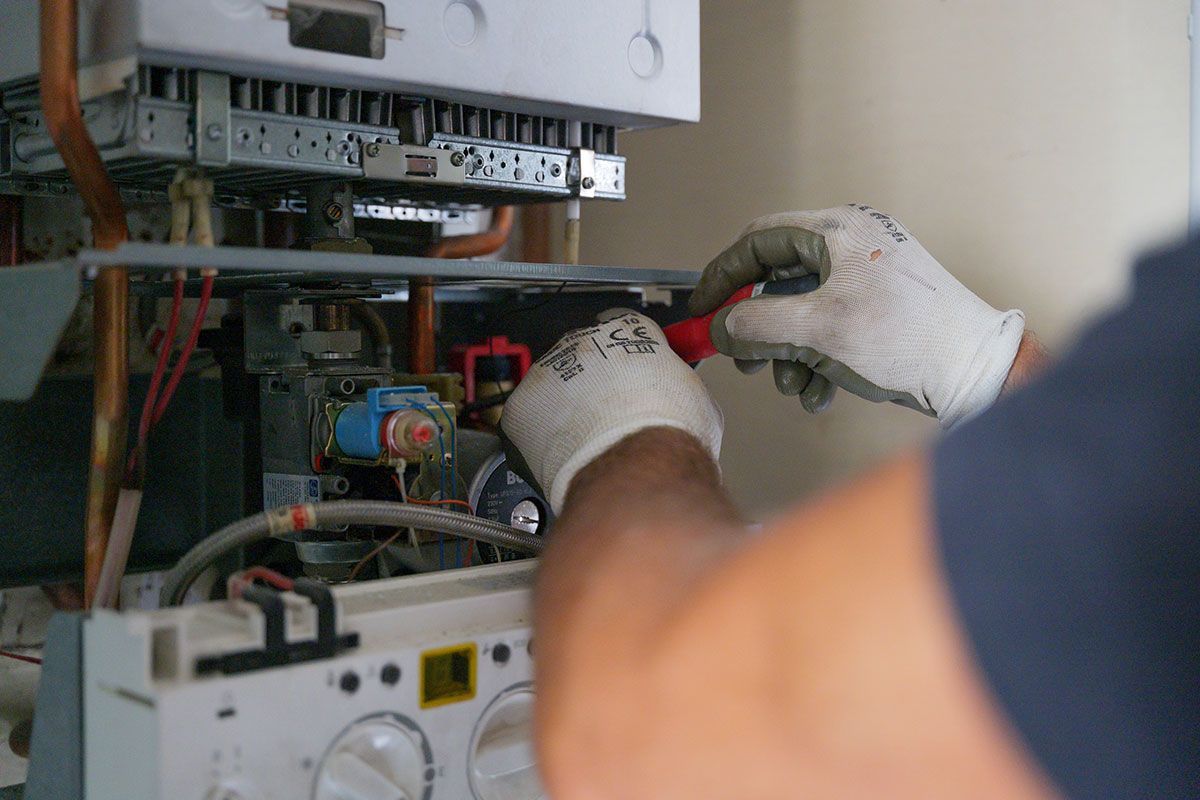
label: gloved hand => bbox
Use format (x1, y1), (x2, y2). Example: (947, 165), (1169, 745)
(689, 205), (1026, 428)
(501, 310), (723, 513)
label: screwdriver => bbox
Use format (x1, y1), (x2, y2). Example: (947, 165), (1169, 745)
(665, 274), (821, 363)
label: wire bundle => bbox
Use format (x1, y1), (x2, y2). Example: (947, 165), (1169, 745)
(94, 169), (218, 609)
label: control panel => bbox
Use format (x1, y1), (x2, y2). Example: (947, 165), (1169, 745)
(81, 562), (541, 799)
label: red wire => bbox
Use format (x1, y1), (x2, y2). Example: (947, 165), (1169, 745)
(406, 497), (475, 514)
(390, 474), (478, 568)
(125, 276), (185, 479)
(240, 566), (295, 591)
(151, 274), (214, 427)
(0, 650), (42, 665)
(229, 566), (295, 599)
(138, 276), (184, 443)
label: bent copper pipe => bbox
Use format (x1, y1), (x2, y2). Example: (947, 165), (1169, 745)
(410, 206), (515, 374)
(425, 205), (514, 260)
(41, 0), (130, 607)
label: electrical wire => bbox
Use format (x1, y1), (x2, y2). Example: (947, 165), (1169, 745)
(405, 402), (449, 567)
(228, 566), (295, 599)
(347, 530), (404, 582)
(482, 282), (571, 403)
(160, 501), (544, 606)
(0, 650), (42, 666)
(137, 277), (183, 442)
(151, 273), (214, 427)
(432, 398), (460, 566)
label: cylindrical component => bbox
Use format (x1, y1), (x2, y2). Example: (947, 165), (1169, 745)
(382, 409), (439, 459)
(408, 276), (437, 374)
(0, 195), (22, 266)
(315, 302), (352, 332)
(41, 0), (130, 608)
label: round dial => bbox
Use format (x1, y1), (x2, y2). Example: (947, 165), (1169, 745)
(315, 714), (432, 800)
(469, 685), (545, 800)
(467, 453), (552, 539)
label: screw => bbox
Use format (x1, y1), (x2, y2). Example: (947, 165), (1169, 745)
(205, 123), (224, 141)
(582, 177), (595, 190)
(365, 142), (381, 157)
(450, 151), (466, 167)
(323, 202), (345, 223)
(550, 164), (562, 177)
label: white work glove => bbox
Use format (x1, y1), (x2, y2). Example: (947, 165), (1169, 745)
(501, 310), (723, 513)
(690, 205), (1026, 428)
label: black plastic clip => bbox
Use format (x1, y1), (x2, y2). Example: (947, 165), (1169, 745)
(195, 580), (359, 676)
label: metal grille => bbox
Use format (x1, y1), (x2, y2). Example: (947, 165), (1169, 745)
(1, 66), (623, 207)
(140, 65), (618, 153)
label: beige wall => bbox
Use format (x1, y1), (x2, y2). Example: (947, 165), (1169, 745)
(581, 0), (1190, 514)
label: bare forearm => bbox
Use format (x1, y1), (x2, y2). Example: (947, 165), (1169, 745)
(535, 441), (1058, 799)
(1003, 331), (1051, 395)
(536, 427), (742, 666)
(534, 428), (744, 796)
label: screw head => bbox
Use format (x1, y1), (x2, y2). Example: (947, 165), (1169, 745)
(323, 202), (345, 223)
(550, 164), (563, 177)
(205, 123), (224, 141)
(450, 151), (466, 167)
(365, 142), (381, 158)
(581, 177), (595, 190)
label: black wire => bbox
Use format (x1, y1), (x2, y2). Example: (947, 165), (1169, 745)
(484, 282), (572, 399)
(459, 389), (514, 416)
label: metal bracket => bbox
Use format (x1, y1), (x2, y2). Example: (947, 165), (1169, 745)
(360, 142), (467, 186)
(576, 147), (596, 198)
(566, 147), (598, 199)
(195, 71), (231, 167)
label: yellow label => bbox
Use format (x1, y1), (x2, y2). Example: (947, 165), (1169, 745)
(419, 643), (477, 709)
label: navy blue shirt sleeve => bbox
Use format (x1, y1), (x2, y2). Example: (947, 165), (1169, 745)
(933, 239), (1200, 800)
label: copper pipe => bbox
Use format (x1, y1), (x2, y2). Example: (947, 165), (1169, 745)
(409, 206), (515, 373)
(41, 0), (130, 607)
(407, 276), (437, 374)
(425, 205), (514, 259)
(0, 196), (22, 266)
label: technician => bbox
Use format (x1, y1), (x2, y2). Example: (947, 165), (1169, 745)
(501, 205), (1198, 799)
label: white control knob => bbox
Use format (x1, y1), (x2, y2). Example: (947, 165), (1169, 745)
(315, 716), (429, 800)
(469, 688), (545, 800)
(205, 779), (261, 800)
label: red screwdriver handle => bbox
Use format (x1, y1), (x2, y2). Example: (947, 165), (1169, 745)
(664, 285), (756, 363)
(666, 274), (821, 363)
